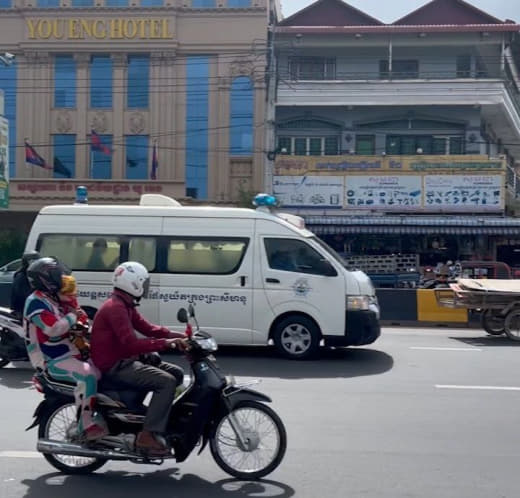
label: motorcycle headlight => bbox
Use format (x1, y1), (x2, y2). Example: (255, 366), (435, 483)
(195, 336), (218, 352)
(346, 295), (370, 311)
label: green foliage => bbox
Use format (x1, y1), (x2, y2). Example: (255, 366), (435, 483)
(0, 229), (27, 266)
(236, 183), (256, 209)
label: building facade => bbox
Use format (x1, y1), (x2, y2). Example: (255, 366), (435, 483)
(272, 0), (520, 267)
(0, 0), (276, 232)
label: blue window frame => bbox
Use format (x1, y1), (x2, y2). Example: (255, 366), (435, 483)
(2, 61), (16, 178)
(127, 55), (149, 109)
(192, 0), (215, 7)
(90, 55), (113, 109)
(228, 0), (250, 6)
(230, 76), (254, 155)
(53, 135), (76, 179)
(54, 55), (76, 108)
(105, 0), (128, 5)
(0, 0), (11, 7)
(71, 0), (94, 6)
(125, 135), (149, 180)
(90, 134), (112, 179)
(141, 0), (163, 6)
(186, 56), (209, 199)
(37, 0), (60, 6)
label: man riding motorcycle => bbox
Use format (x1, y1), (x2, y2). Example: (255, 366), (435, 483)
(24, 257), (107, 440)
(90, 261), (188, 457)
(10, 251), (40, 319)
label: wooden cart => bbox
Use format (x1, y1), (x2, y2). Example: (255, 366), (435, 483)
(435, 279), (520, 341)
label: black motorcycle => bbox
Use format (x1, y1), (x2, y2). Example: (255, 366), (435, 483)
(29, 305), (287, 480)
(0, 306), (29, 368)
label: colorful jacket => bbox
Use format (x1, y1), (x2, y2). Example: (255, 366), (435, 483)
(24, 290), (80, 370)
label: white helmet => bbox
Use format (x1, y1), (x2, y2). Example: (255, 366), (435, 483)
(112, 261), (150, 299)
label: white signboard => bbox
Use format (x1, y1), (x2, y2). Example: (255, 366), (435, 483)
(424, 175), (503, 212)
(273, 176), (344, 208)
(345, 176), (422, 210)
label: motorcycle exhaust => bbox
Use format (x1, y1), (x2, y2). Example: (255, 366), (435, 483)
(37, 439), (140, 461)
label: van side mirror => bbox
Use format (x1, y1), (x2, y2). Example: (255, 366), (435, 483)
(177, 308), (188, 323)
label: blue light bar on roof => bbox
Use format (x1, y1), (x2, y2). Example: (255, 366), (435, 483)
(253, 193), (277, 207)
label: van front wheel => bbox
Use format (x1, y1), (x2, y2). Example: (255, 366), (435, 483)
(273, 316), (320, 360)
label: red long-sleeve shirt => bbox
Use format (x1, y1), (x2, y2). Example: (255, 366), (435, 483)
(90, 290), (184, 372)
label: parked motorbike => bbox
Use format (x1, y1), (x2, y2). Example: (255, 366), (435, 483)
(0, 306), (29, 368)
(29, 305), (287, 479)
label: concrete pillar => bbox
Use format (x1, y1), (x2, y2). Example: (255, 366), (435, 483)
(216, 56), (231, 201)
(75, 53), (89, 179)
(112, 53), (126, 180)
(253, 79), (266, 193)
(174, 58), (186, 184)
(208, 55), (219, 200)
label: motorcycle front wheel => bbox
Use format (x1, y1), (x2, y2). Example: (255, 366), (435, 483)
(210, 400), (287, 480)
(38, 401), (106, 475)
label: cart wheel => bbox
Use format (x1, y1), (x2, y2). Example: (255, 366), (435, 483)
(480, 310), (505, 336)
(503, 309), (520, 342)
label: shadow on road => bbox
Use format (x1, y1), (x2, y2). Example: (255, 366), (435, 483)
(21, 470), (295, 498)
(450, 335), (520, 348)
(0, 367), (34, 390)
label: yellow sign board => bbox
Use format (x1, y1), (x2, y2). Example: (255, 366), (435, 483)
(26, 18), (173, 40)
(274, 154), (504, 176)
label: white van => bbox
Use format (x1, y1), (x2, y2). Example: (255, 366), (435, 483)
(25, 193), (380, 359)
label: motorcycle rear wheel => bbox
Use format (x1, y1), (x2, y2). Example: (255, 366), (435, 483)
(38, 401), (106, 474)
(210, 400), (287, 480)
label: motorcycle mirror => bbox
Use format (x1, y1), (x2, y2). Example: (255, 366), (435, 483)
(188, 304), (195, 317)
(177, 308), (188, 324)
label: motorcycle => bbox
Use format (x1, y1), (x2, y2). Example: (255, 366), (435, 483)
(0, 306), (29, 368)
(29, 305), (287, 479)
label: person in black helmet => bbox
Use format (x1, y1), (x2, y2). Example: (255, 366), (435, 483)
(10, 251), (41, 319)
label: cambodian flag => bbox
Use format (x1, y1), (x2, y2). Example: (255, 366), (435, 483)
(90, 130), (111, 155)
(25, 142), (51, 170)
(151, 142), (158, 180)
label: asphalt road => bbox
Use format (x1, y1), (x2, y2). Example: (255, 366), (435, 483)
(0, 327), (519, 498)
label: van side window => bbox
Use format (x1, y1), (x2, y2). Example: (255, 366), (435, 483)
(38, 234), (120, 271)
(167, 238), (248, 274)
(128, 237), (156, 271)
(264, 238), (337, 276)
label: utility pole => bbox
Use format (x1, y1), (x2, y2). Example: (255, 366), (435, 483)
(263, 0), (277, 195)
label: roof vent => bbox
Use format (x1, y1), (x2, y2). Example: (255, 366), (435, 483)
(139, 194), (182, 207)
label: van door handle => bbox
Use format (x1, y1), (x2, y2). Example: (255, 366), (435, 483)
(240, 276), (246, 287)
(266, 278), (280, 284)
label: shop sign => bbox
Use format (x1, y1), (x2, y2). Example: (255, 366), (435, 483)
(424, 175), (503, 212)
(345, 176), (422, 210)
(0, 117), (8, 209)
(273, 176), (344, 208)
(26, 18), (173, 41)
(14, 181), (163, 197)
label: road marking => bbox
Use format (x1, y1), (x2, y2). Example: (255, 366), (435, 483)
(0, 451), (41, 459)
(436, 385), (520, 391)
(410, 347), (482, 352)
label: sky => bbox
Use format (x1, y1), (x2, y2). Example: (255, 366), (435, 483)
(280, 0), (520, 23)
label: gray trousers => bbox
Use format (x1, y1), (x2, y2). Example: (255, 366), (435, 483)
(104, 359), (184, 434)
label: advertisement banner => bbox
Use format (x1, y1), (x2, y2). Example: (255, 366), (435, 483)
(273, 176), (344, 208)
(424, 175), (503, 212)
(0, 117), (8, 209)
(344, 176), (422, 210)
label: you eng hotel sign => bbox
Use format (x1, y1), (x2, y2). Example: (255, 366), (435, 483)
(26, 18), (174, 40)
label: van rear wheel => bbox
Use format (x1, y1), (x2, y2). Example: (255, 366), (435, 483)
(273, 315), (320, 360)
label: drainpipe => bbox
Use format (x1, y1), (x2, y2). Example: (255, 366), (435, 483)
(388, 39), (393, 79)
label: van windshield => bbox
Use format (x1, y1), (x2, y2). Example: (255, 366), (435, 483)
(310, 236), (347, 267)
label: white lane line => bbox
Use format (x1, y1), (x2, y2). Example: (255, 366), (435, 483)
(410, 347), (482, 352)
(436, 385), (520, 391)
(0, 451), (41, 459)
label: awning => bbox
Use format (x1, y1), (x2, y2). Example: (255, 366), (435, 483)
(303, 215), (520, 236)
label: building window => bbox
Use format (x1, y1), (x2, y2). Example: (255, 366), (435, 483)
(90, 134), (112, 179)
(54, 55), (76, 108)
(106, 0), (128, 5)
(456, 55), (471, 78)
(186, 56), (209, 199)
(127, 55), (149, 109)
(71, 0), (94, 6)
(192, 0), (216, 7)
(141, 0), (163, 5)
(90, 55), (113, 109)
(0, 0), (11, 7)
(228, 0), (251, 6)
(230, 77), (254, 156)
(386, 135), (464, 155)
(37, 0), (60, 5)
(125, 135), (149, 180)
(379, 60), (419, 79)
(289, 57), (336, 80)
(277, 136), (339, 156)
(356, 135), (375, 155)
(53, 135), (75, 179)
